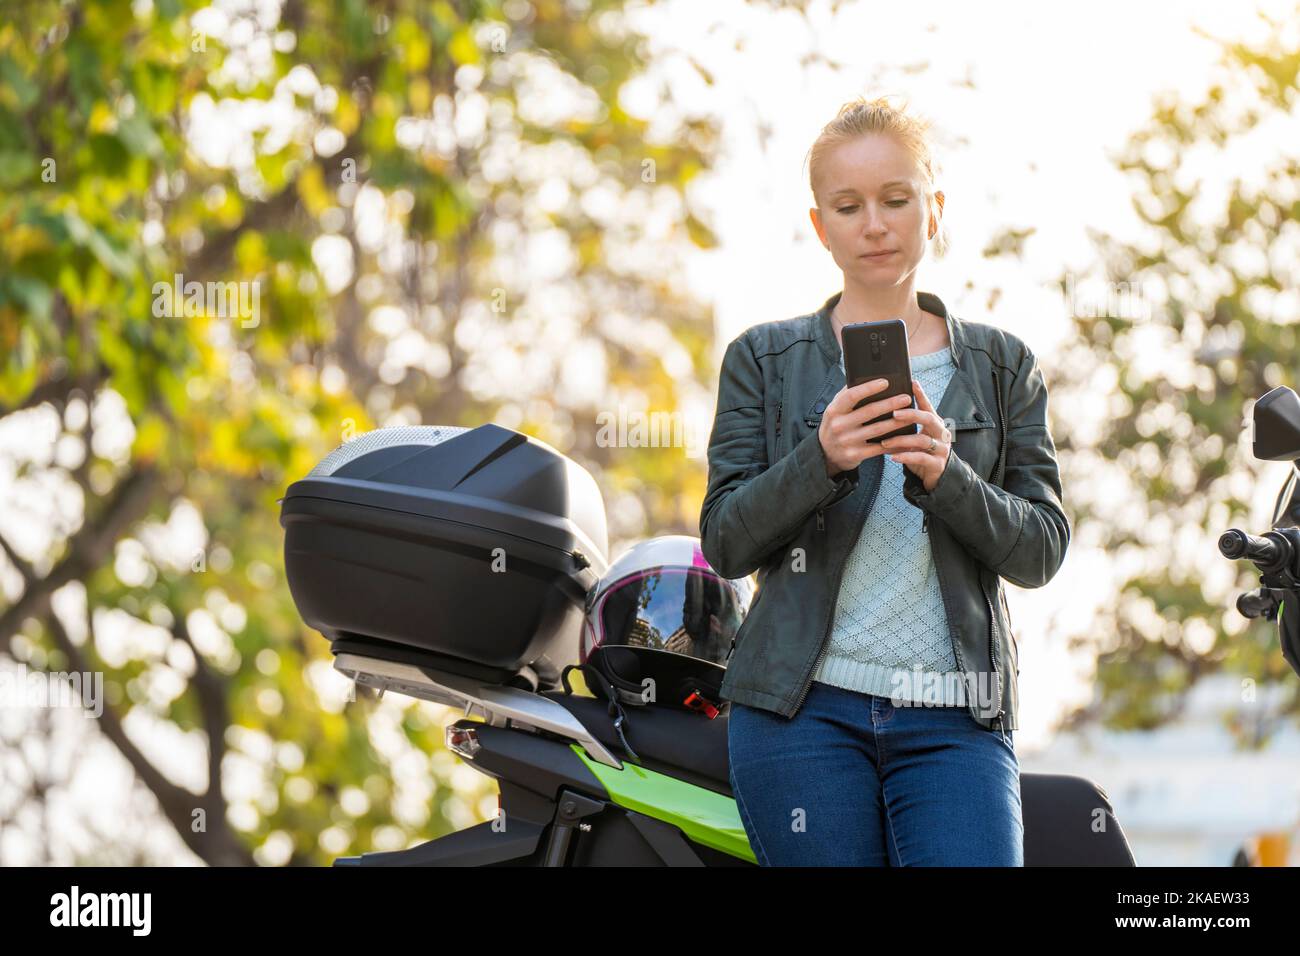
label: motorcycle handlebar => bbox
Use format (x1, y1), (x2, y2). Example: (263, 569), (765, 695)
(1218, 529), (1282, 566)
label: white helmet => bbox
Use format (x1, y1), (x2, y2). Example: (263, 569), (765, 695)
(581, 535), (755, 668)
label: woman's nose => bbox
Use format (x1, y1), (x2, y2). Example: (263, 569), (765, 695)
(862, 203), (887, 236)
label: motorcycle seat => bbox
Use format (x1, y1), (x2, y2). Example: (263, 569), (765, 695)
(541, 691), (733, 795)
(1020, 772), (1136, 866)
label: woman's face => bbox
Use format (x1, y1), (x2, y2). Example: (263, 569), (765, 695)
(809, 133), (942, 289)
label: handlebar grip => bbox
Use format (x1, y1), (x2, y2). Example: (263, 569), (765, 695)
(1218, 529), (1281, 565)
(1236, 589), (1278, 620)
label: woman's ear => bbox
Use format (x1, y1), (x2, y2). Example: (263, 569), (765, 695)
(809, 206), (828, 248)
(930, 189), (946, 236)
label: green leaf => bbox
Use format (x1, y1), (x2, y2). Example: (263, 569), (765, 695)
(117, 111), (164, 160)
(89, 133), (131, 175)
(0, 56), (39, 110)
(63, 210), (136, 279)
(0, 275), (54, 324)
(0, 149), (39, 187)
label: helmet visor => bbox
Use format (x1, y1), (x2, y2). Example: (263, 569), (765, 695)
(596, 567), (745, 663)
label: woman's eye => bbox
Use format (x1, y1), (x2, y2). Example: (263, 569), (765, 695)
(835, 199), (906, 213)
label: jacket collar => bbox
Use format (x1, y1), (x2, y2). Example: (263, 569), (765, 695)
(805, 288), (991, 430)
(813, 288), (965, 368)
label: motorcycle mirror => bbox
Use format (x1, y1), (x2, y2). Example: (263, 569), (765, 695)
(1251, 386), (1300, 462)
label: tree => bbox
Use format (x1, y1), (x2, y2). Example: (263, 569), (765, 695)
(1041, 8), (1300, 736)
(0, 0), (789, 863)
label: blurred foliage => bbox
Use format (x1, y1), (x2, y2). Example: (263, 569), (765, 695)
(1038, 8), (1300, 737)
(0, 0), (806, 863)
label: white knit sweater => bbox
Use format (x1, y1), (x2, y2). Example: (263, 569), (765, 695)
(811, 345), (969, 705)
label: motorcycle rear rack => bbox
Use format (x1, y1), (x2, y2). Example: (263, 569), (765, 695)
(332, 652), (623, 770)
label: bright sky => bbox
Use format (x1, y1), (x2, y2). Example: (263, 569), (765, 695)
(624, 0), (1300, 750)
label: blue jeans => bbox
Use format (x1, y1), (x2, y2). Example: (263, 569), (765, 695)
(727, 680), (1023, 866)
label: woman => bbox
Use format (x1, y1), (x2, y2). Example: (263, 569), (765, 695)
(702, 95), (1070, 866)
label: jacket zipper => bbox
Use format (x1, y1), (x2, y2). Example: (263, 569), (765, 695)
(987, 367), (1008, 731)
(985, 577), (1004, 731)
(992, 367), (1007, 488)
(817, 473), (852, 530)
(793, 463), (883, 714)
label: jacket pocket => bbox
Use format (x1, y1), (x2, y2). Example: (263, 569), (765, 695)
(951, 419), (999, 481)
(722, 593), (772, 683)
(766, 399), (784, 463)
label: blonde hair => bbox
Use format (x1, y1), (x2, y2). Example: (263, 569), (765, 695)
(804, 94), (949, 257)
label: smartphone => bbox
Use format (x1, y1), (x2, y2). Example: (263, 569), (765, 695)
(841, 319), (918, 443)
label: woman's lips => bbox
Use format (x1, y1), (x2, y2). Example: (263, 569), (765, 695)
(860, 250), (896, 260)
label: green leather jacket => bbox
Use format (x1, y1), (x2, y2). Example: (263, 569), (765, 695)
(698, 290), (1070, 732)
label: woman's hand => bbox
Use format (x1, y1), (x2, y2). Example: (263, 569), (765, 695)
(818, 378), (916, 477)
(880, 380), (952, 492)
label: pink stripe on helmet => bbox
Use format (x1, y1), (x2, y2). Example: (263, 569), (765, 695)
(691, 543), (711, 570)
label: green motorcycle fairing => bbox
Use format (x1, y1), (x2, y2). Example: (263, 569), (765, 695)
(570, 745), (756, 863)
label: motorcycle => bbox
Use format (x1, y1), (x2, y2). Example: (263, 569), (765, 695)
(280, 422), (1146, 866)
